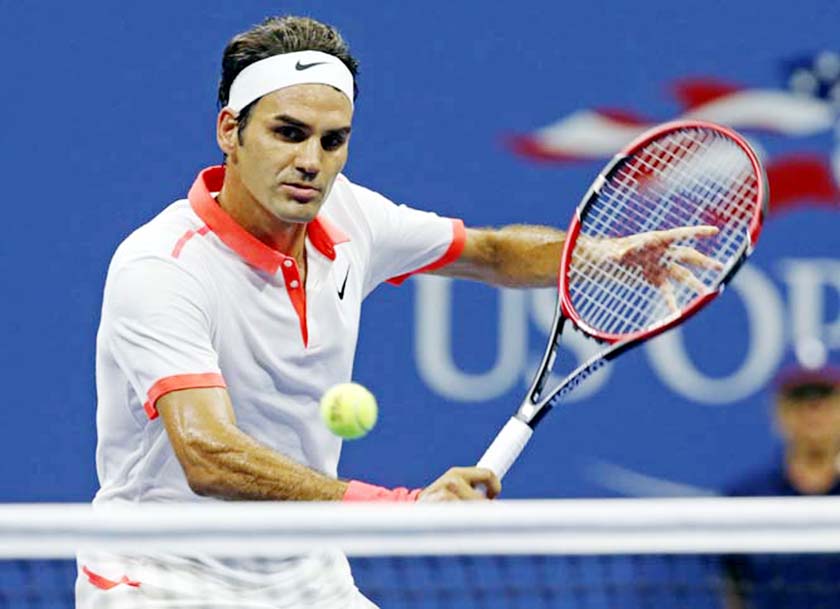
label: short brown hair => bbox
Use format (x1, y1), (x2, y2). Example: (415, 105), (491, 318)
(218, 16), (359, 138)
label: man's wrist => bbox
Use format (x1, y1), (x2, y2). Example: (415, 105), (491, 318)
(342, 479), (421, 502)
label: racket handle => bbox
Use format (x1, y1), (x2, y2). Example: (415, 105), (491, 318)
(476, 417), (534, 481)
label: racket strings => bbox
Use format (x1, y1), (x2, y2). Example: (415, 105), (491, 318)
(568, 128), (758, 336)
(598, 142), (758, 241)
(573, 135), (754, 333)
(643, 139), (759, 227)
(580, 158), (756, 252)
(573, 174), (749, 334)
(601, 156), (756, 279)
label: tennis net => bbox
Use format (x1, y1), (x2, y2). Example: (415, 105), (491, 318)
(3, 497), (840, 608)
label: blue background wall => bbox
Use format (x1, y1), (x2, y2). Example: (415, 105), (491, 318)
(2, 1), (838, 502)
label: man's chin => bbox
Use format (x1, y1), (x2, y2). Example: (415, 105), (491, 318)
(271, 200), (322, 224)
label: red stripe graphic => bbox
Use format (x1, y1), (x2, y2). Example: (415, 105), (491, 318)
(671, 77), (743, 110)
(82, 565), (140, 590)
(766, 154), (840, 213)
(171, 224), (210, 259)
(594, 108), (652, 126)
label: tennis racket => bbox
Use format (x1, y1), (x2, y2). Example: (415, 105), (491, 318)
(477, 119), (767, 480)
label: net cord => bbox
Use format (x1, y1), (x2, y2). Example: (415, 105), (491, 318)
(4, 497), (840, 559)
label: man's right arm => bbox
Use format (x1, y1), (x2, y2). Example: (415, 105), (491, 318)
(158, 386), (348, 501)
(158, 386), (501, 502)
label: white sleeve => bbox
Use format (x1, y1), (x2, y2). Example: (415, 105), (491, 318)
(99, 256), (225, 419)
(349, 183), (466, 294)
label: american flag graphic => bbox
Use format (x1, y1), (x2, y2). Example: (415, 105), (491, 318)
(509, 52), (840, 214)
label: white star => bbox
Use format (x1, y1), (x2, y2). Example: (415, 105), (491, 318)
(815, 51), (840, 81)
(790, 68), (819, 95)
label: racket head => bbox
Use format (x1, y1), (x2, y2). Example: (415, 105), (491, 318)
(558, 120), (767, 344)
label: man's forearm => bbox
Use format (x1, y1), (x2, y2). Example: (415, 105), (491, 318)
(175, 420), (348, 501)
(486, 224), (565, 288)
(437, 225), (565, 288)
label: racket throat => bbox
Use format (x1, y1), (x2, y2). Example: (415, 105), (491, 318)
(521, 349), (616, 428)
(527, 315), (567, 404)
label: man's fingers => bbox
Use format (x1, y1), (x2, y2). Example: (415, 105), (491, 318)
(451, 466), (502, 496)
(446, 466), (495, 483)
(426, 472), (485, 501)
(672, 246), (724, 270)
(613, 227), (722, 295)
(668, 264), (707, 294)
(659, 280), (678, 313)
(417, 488), (457, 502)
(474, 468), (502, 498)
(426, 467), (502, 500)
(654, 225), (719, 244)
(454, 476), (487, 500)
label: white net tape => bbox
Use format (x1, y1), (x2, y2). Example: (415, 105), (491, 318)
(4, 498), (840, 608)
(4, 497), (840, 559)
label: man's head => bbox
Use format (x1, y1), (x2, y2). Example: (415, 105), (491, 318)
(774, 367), (840, 449)
(216, 16), (359, 225)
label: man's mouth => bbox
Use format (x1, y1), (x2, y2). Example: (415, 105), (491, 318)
(281, 182), (321, 203)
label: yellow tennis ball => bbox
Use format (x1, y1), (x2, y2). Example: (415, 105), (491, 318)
(320, 383), (378, 439)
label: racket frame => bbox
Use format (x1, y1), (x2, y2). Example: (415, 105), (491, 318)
(559, 120), (766, 343)
(479, 120), (768, 479)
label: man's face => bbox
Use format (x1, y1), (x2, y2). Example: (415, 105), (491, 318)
(776, 383), (840, 447)
(224, 84), (353, 224)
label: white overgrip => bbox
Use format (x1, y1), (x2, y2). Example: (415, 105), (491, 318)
(476, 417), (534, 480)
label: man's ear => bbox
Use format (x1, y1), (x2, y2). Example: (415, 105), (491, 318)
(217, 108), (240, 158)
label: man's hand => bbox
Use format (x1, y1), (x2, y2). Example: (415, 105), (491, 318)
(418, 467), (501, 502)
(578, 226), (724, 311)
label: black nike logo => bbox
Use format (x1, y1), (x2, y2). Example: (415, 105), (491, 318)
(337, 267), (350, 300)
(295, 60), (327, 71)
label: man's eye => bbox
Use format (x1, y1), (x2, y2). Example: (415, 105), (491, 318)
(274, 126), (306, 141)
(322, 134), (346, 151)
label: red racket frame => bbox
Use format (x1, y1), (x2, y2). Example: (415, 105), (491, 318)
(558, 120), (766, 345)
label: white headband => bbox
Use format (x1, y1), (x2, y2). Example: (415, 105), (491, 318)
(226, 50), (355, 112)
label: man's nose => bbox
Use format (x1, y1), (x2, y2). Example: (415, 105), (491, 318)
(295, 139), (321, 179)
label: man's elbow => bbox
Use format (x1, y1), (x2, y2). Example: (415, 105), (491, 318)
(183, 465), (221, 497)
(176, 433), (235, 497)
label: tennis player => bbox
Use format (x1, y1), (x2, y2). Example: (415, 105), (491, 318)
(77, 15), (721, 608)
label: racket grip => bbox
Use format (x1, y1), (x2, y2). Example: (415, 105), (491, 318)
(476, 417), (534, 481)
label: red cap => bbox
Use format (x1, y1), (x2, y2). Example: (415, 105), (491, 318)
(775, 365), (840, 395)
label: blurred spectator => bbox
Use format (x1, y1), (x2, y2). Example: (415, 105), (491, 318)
(731, 364), (840, 497)
(724, 362), (840, 609)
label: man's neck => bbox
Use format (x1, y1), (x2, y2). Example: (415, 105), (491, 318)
(217, 169), (307, 264)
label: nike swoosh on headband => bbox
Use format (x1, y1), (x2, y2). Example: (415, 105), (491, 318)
(296, 60), (328, 71)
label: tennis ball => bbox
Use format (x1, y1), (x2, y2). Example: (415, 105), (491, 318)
(319, 383), (378, 439)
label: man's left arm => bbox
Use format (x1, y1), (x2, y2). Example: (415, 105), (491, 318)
(434, 223), (723, 307)
(432, 225), (564, 289)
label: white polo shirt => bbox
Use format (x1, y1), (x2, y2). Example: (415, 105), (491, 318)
(93, 165), (465, 505)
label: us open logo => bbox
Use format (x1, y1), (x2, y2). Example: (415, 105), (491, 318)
(413, 259), (840, 405)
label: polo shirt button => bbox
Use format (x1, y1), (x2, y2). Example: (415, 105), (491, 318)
(289, 280), (300, 289)
(283, 260), (293, 268)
